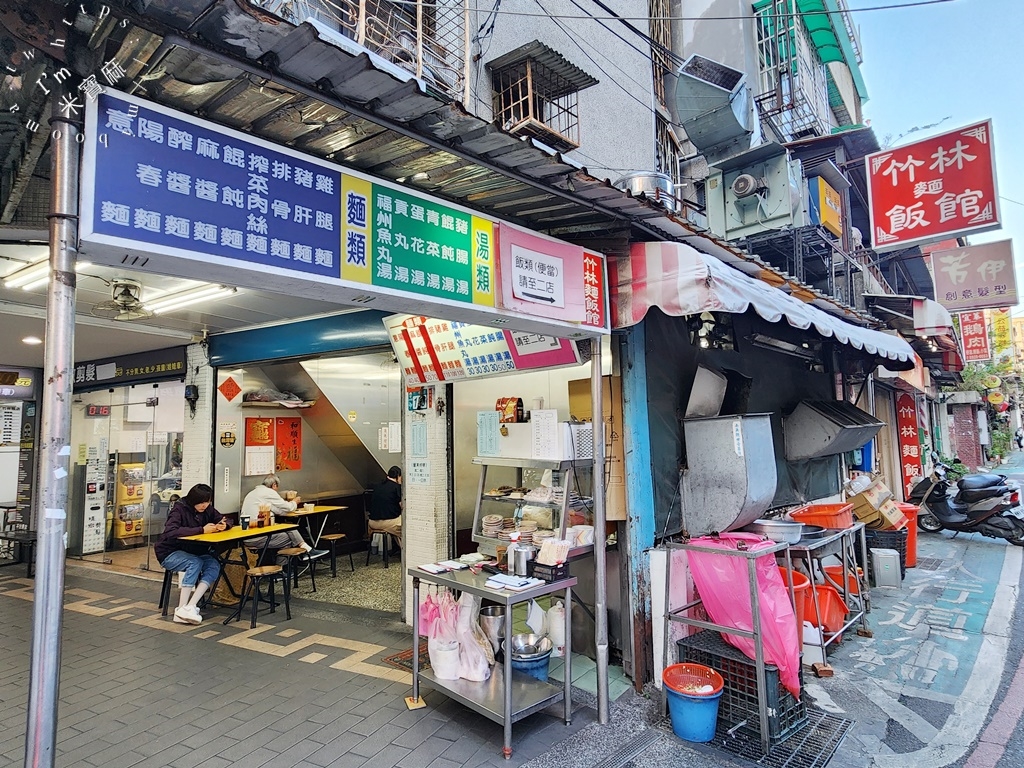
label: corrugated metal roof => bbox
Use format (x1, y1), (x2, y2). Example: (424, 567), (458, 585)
(0, 0), (885, 328)
(486, 40), (599, 92)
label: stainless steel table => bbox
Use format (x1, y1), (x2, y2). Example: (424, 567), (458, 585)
(408, 567), (576, 760)
(788, 522), (871, 658)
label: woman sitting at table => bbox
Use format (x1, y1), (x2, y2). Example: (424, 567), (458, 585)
(154, 484), (228, 626)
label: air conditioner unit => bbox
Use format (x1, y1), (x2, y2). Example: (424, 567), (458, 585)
(705, 142), (809, 242)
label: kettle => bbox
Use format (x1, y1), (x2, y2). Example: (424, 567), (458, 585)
(513, 544), (537, 577)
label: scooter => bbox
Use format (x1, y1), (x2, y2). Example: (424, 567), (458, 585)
(908, 460), (1024, 546)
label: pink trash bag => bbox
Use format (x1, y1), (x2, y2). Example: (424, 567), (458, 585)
(687, 532), (801, 698)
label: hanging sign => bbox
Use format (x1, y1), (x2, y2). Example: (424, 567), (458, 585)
(80, 90), (608, 337)
(895, 392), (922, 497)
(866, 120), (1000, 252)
(931, 240), (1017, 312)
(987, 391), (1005, 405)
(991, 308), (1012, 359)
(385, 314), (582, 384)
(958, 310), (992, 362)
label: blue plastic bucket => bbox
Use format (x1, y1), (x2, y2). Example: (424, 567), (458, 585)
(665, 686), (723, 742)
(663, 663), (724, 743)
(510, 650), (552, 682)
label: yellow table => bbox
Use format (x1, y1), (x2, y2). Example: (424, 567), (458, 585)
(275, 506), (347, 548)
(181, 523), (299, 608)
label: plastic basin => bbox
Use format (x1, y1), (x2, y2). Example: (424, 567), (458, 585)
(790, 503), (854, 529)
(803, 584), (849, 634)
(823, 565), (862, 596)
(778, 566), (810, 633)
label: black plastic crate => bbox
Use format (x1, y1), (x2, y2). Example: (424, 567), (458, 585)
(527, 561), (569, 582)
(676, 630), (807, 745)
(859, 527), (907, 581)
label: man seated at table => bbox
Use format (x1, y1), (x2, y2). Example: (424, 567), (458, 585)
(241, 474), (328, 561)
(369, 465), (403, 555)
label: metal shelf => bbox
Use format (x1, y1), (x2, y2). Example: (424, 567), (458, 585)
(472, 456), (578, 471)
(471, 457), (593, 555)
(418, 666), (564, 725)
(409, 568), (576, 759)
(662, 538), (793, 755)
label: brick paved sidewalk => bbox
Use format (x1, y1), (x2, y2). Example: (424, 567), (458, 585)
(0, 566), (601, 768)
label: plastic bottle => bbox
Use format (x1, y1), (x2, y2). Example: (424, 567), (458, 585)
(547, 600), (566, 657)
(507, 532), (520, 573)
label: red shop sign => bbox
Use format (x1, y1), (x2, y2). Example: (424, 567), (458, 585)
(895, 392), (922, 497)
(866, 120), (1000, 252)
(958, 310), (992, 363)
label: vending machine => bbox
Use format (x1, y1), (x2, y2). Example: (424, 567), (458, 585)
(114, 462), (146, 542)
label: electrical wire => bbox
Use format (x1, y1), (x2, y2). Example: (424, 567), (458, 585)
(385, 0), (956, 23)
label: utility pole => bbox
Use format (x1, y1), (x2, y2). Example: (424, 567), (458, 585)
(25, 86), (80, 768)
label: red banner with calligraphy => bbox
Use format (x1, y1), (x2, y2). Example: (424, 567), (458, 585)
(275, 417), (302, 471)
(958, 310), (992, 362)
(244, 417), (274, 447)
(866, 120), (1000, 252)
(895, 393), (922, 497)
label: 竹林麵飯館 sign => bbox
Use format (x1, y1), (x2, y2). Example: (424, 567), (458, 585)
(80, 90), (608, 337)
(865, 120), (1000, 252)
(930, 239), (1016, 312)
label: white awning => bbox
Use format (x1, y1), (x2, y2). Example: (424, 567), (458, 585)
(612, 242), (916, 369)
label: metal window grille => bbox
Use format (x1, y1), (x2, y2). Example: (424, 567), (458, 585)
(655, 115), (681, 188)
(649, 0), (672, 106)
(492, 59), (581, 152)
(754, 0), (833, 141)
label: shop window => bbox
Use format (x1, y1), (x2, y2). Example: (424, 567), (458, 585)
(490, 41), (598, 153)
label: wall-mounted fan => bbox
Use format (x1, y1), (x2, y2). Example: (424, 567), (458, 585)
(91, 278), (154, 321)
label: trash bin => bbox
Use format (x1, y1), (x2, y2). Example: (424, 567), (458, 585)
(663, 663), (724, 743)
(896, 503), (918, 568)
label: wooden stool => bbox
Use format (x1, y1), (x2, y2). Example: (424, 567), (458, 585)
(278, 547), (317, 593)
(321, 533), (354, 578)
(234, 565), (290, 629)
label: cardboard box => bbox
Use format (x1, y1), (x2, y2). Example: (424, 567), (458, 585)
(853, 497), (908, 530)
(857, 479), (893, 510)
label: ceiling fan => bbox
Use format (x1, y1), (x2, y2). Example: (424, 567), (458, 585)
(91, 278), (155, 321)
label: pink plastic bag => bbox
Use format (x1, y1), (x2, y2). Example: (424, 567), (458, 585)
(687, 533), (801, 698)
(418, 592), (439, 638)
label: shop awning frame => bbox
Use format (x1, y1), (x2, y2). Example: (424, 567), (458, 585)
(612, 242), (916, 369)
(864, 294), (965, 373)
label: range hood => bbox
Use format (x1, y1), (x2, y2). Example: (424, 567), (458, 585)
(784, 401), (884, 461)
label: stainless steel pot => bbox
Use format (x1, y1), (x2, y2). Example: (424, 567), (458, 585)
(479, 606), (505, 654)
(742, 518), (804, 544)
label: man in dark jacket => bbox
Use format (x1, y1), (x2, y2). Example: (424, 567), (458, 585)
(368, 466), (402, 553)
(155, 483), (228, 625)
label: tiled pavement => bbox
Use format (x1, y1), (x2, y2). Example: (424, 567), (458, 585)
(0, 566), (605, 768)
(5, 521), (1016, 768)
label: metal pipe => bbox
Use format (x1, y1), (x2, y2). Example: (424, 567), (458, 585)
(591, 339), (609, 723)
(25, 93), (80, 768)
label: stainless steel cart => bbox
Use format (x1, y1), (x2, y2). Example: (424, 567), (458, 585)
(409, 568), (576, 760)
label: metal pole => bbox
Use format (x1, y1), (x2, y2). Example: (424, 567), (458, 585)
(25, 93), (80, 768)
(591, 339), (609, 723)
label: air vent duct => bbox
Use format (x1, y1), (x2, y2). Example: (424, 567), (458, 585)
(672, 54), (753, 160)
(784, 401), (884, 461)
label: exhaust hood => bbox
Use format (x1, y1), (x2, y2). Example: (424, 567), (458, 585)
(784, 401), (884, 461)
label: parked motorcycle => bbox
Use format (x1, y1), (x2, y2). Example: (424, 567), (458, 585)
(908, 460), (1024, 546)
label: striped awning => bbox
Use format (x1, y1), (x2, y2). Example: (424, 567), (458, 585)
(612, 242), (916, 369)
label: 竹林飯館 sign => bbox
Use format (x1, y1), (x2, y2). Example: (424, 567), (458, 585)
(865, 120), (1000, 253)
(79, 89), (608, 337)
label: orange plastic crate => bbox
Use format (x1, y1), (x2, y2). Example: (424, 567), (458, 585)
(789, 503), (854, 529)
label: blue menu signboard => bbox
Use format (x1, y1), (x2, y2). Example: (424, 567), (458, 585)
(85, 91), (340, 278)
